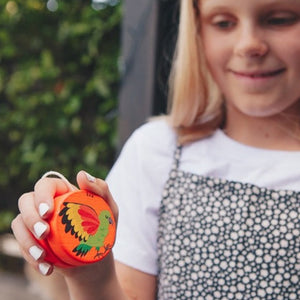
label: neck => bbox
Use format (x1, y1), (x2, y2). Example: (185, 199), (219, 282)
(224, 105), (300, 151)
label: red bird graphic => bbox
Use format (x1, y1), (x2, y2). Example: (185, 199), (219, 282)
(59, 202), (114, 258)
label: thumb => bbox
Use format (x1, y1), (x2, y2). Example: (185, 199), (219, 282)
(76, 170), (119, 222)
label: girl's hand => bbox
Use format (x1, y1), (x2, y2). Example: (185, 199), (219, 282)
(11, 170), (118, 276)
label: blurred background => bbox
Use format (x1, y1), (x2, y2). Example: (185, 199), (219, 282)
(0, 0), (178, 299)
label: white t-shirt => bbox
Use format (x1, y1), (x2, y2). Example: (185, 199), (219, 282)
(106, 119), (300, 276)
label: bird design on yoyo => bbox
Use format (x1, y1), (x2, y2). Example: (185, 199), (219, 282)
(37, 190), (116, 268)
(59, 201), (114, 259)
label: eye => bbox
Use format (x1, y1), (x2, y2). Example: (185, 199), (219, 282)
(211, 15), (236, 30)
(214, 20), (235, 29)
(265, 13), (298, 26)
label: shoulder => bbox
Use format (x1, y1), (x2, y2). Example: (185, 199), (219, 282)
(131, 118), (176, 145)
(122, 118), (177, 159)
(107, 118), (178, 190)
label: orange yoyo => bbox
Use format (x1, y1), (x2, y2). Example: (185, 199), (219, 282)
(37, 190), (116, 268)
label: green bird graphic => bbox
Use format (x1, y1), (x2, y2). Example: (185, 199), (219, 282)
(59, 202), (114, 258)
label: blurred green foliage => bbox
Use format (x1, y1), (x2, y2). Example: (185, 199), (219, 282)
(0, 0), (121, 224)
(0, 210), (14, 232)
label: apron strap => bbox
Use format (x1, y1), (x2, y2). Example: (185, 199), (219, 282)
(171, 144), (183, 171)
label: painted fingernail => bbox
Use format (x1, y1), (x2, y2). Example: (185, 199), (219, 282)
(33, 222), (47, 239)
(85, 171), (96, 183)
(39, 203), (50, 217)
(29, 245), (43, 261)
(38, 262), (51, 275)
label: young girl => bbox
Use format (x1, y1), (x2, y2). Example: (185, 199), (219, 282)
(11, 0), (300, 299)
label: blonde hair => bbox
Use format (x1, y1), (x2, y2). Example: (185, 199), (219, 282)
(167, 0), (223, 144)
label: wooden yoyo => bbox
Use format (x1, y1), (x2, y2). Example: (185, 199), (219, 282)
(37, 189), (116, 268)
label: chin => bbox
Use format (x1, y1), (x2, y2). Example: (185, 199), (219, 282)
(240, 108), (282, 118)
(233, 100), (289, 118)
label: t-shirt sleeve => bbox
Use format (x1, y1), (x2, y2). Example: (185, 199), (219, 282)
(106, 120), (175, 275)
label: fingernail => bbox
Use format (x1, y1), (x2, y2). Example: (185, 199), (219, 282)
(85, 171), (96, 183)
(39, 203), (50, 217)
(38, 262), (51, 275)
(33, 222), (47, 238)
(29, 245), (43, 261)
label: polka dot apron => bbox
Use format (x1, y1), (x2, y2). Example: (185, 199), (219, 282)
(157, 146), (300, 299)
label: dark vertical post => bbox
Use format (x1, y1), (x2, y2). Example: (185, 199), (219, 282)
(118, 0), (178, 149)
(153, 0), (179, 116)
(118, 0), (159, 148)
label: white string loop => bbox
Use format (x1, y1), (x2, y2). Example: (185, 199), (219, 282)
(41, 171), (76, 191)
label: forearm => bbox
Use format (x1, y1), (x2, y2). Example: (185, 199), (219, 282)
(64, 253), (129, 300)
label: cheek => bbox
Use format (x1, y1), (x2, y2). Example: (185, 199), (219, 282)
(273, 34), (300, 71)
(289, 49), (300, 75)
(202, 35), (229, 79)
(280, 43), (300, 91)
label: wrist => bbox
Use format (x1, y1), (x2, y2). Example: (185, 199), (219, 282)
(63, 253), (127, 300)
(64, 252), (114, 283)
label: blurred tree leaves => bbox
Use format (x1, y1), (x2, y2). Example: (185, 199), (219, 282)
(0, 0), (121, 218)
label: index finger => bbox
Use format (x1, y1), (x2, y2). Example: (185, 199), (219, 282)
(34, 176), (77, 218)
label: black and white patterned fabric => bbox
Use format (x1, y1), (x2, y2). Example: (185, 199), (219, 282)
(157, 146), (300, 299)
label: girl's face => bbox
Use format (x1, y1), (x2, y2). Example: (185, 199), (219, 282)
(200, 0), (300, 119)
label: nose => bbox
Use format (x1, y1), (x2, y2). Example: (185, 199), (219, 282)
(234, 24), (268, 58)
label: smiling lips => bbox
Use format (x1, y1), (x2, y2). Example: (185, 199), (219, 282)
(231, 68), (286, 79)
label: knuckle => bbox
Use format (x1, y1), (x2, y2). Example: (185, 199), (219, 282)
(18, 192), (33, 208)
(33, 178), (43, 190)
(22, 214), (38, 229)
(98, 180), (109, 193)
(10, 214), (20, 231)
(34, 177), (50, 190)
(34, 177), (57, 190)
